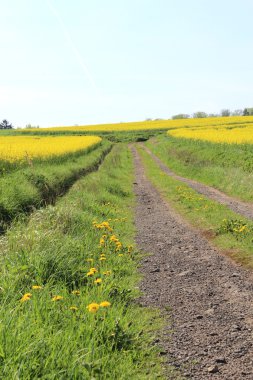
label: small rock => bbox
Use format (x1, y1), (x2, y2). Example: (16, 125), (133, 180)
(207, 365), (219, 374)
(232, 324), (241, 331)
(178, 270), (190, 277)
(196, 315), (203, 320)
(231, 272), (240, 277)
(216, 357), (227, 364)
(150, 268), (160, 273)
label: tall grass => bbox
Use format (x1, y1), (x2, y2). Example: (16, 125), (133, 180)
(0, 144), (164, 379)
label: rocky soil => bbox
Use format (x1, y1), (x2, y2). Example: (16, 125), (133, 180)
(132, 146), (253, 379)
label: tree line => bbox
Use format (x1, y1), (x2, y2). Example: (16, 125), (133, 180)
(171, 108), (253, 120)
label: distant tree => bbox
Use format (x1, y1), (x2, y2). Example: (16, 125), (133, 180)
(232, 109), (243, 116)
(193, 112), (207, 118)
(243, 108), (253, 116)
(145, 118), (153, 121)
(0, 119), (13, 129)
(208, 113), (219, 117)
(221, 109), (231, 117)
(25, 124), (40, 129)
(172, 114), (190, 119)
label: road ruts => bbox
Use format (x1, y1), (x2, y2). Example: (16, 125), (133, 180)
(142, 144), (253, 221)
(132, 146), (253, 379)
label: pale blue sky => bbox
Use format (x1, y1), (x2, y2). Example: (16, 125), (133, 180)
(1, 0), (253, 127)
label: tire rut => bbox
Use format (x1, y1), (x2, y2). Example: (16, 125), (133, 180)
(142, 144), (253, 221)
(132, 146), (253, 379)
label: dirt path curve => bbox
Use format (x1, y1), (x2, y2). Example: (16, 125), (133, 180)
(132, 146), (253, 379)
(142, 144), (253, 221)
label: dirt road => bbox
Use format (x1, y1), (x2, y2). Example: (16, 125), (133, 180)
(142, 145), (253, 221)
(132, 147), (253, 379)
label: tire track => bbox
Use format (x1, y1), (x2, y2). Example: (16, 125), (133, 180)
(142, 144), (253, 221)
(132, 146), (253, 379)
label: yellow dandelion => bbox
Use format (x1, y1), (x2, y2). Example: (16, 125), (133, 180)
(71, 290), (80, 296)
(100, 301), (111, 308)
(99, 257), (106, 261)
(110, 235), (118, 242)
(87, 303), (100, 313)
(118, 254), (124, 257)
(32, 285), (42, 290)
(70, 306), (78, 311)
(52, 295), (63, 302)
(87, 271), (94, 277)
(20, 293), (32, 303)
(94, 278), (102, 285)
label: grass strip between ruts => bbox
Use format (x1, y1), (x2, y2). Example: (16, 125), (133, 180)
(0, 144), (164, 379)
(146, 135), (253, 202)
(137, 144), (253, 268)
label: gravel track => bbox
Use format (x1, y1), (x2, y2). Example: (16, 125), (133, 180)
(132, 146), (253, 379)
(142, 144), (253, 221)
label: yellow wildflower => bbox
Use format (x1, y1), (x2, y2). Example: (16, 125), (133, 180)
(110, 235), (118, 242)
(52, 295), (63, 302)
(71, 290), (80, 296)
(99, 256), (106, 261)
(32, 285), (42, 290)
(20, 293), (32, 302)
(87, 303), (100, 313)
(100, 301), (111, 308)
(94, 278), (102, 285)
(87, 271), (95, 277)
(70, 306), (78, 311)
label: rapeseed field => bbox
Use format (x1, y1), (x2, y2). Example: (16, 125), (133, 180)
(0, 135), (101, 162)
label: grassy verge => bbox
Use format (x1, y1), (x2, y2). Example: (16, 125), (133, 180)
(0, 144), (164, 379)
(0, 141), (112, 231)
(137, 144), (253, 267)
(146, 134), (253, 202)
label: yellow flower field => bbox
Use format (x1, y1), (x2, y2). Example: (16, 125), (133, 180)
(0, 135), (101, 162)
(21, 116), (253, 133)
(168, 123), (253, 144)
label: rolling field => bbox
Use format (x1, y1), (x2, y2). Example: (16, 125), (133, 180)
(17, 115), (253, 134)
(2, 117), (253, 378)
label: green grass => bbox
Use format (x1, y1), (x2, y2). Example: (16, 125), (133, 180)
(14, 128), (165, 143)
(0, 144), (166, 379)
(137, 144), (253, 267)
(0, 141), (112, 232)
(146, 134), (253, 202)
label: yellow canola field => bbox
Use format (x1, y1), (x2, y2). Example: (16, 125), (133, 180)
(168, 124), (253, 144)
(21, 116), (253, 133)
(0, 135), (101, 162)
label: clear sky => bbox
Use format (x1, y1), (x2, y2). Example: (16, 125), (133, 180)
(1, 0), (253, 127)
